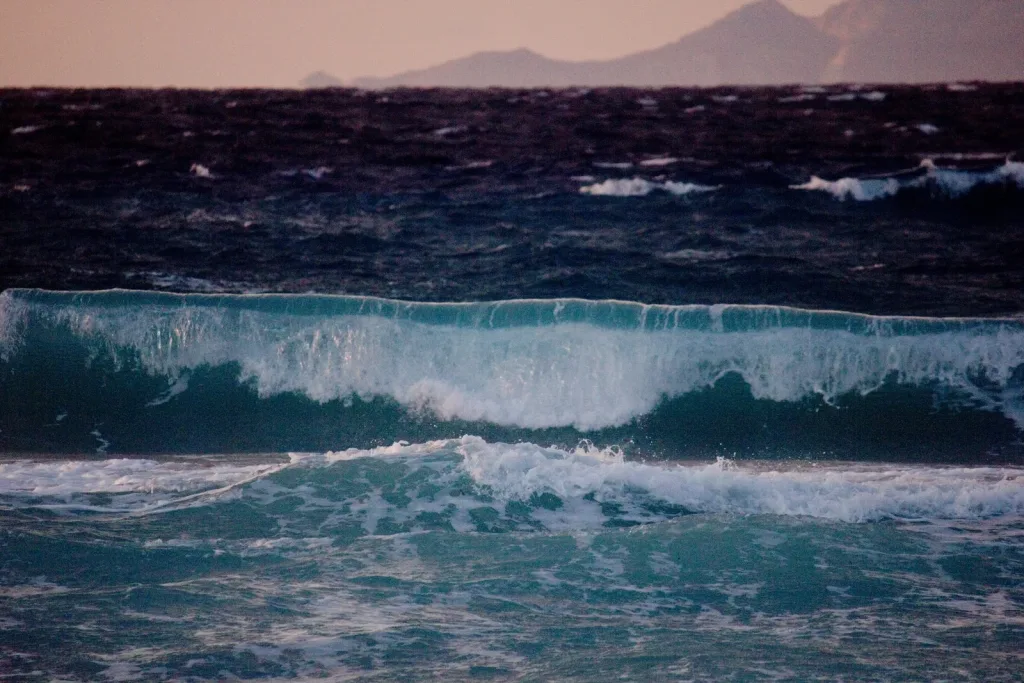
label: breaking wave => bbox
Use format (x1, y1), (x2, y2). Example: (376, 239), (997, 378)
(792, 160), (1024, 201)
(2, 437), (1022, 526)
(2, 289), (1023, 458)
(579, 178), (718, 197)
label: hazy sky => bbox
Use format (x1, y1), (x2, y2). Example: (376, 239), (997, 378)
(1, 0), (843, 88)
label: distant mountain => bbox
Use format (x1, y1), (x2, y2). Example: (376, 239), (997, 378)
(351, 48), (577, 89)
(818, 0), (1024, 83)
(585, 0), (838, 87)
(300, 70), (345, 89)
(318, 0), (1024, 88)
(351, 0), (835, 88)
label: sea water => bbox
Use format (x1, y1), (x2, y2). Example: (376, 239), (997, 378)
(1, 86), (1023, 681)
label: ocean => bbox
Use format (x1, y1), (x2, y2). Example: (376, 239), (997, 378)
(1, 85), (1023, 681)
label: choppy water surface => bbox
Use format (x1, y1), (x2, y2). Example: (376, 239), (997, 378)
(1, 86), (1023, 681)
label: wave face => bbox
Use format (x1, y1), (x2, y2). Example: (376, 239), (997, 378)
(792, 160), (1024, 201)
(2, 289), (1023, 460)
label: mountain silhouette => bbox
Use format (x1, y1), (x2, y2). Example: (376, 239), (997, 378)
(583, 0), (838, 87)
(305, 0), (1024, 88)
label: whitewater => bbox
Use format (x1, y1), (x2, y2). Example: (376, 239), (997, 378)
(2, 289), (1023, 679)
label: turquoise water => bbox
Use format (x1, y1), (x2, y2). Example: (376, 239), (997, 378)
(1, 290), (1023, 680)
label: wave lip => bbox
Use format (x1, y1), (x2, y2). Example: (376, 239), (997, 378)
(792, 160), (1024, 201)
(3, 290), (1024, 434)
(579, 177), (718, 197)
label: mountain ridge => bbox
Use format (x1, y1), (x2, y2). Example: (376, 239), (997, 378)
(305, 0), (1023, 88)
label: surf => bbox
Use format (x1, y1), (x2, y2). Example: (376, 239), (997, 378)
(3, 437), (1022, 527)
(2, 288), (1023, 459)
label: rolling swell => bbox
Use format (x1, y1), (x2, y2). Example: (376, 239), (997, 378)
(2, 288), (1023, 460)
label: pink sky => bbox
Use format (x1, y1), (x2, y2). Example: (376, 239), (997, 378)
(1, 0), (842, 88)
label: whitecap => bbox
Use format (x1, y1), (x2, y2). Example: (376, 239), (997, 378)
(658, 249), (732, 263)
(791, 176), (901, 202)
(304, 166), (333, 180)
(792, 160), (1024, 201)
(446, 160), (493, 171)
(779, 94), (816, 103)
(639, 157), (679, 168)
(433, 125), (466, 137)
(580, 178), (717, 197)
(189, 163), (214, 178)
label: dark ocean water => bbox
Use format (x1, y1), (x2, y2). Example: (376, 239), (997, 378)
(1, 86), (1024, 681)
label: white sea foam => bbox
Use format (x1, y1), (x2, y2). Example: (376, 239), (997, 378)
(657, 249), (732, 263)
(779, 94), (816, 103)
(792, 176), (901, 201)
(826, 91), (886, 103)
(792, 160), (1024, 201)
(580, 178), (716, 197)
(433, 125), (466, 137)
(5, 438), (1021, 526)
(0, 457), (284, 505)
(446, 160), (493, 171)
(11, 125), (43, 135)
(454, 438), (1024, 524)
(304, 166), (333, 180)
(189, 163), (214, 178)
(639, 157), (678, 168)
